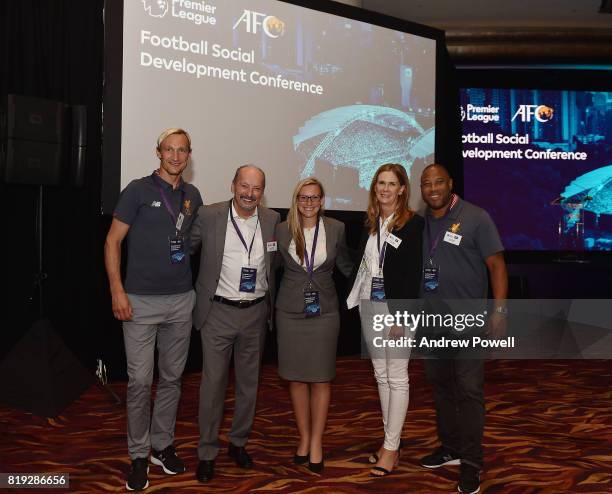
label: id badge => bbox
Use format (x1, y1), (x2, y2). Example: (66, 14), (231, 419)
(370, 276), (386, 302)
(386, 233), (402, 249)
(303, 290), (321, 318)
(443, 231), (462, 246)
(423, 265), (440, 293)
(239, 267), (257, 293)
(169, 235), (185, 264)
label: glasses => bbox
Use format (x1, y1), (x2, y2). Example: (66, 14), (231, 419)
(297, 195), (322, 204)
(161, 146), (190, 155)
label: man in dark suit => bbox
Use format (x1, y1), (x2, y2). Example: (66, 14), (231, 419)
(190, 165), (280, 483)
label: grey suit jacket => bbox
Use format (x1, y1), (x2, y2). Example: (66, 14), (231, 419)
(191, 200), (281, 330)
(275, 216), (353, 315)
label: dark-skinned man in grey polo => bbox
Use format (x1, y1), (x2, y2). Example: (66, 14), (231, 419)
(418, 163), (507, 494)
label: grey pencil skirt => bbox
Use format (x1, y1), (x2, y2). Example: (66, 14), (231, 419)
(276, 309), (341, 382)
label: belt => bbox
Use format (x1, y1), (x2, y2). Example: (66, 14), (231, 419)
(213, 295), (265, 309)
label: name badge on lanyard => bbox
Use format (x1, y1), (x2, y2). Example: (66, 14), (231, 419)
(169, 235), (185, 264)
(304, 290), (321, 317)
(303, 219), (321, 317)
(423, 261), (440, 293)
(239, 267), (257, 293)
(370, 276), (386, 301)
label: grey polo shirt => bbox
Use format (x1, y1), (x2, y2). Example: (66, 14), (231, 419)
(114, 173), (203, 295)
(421, 197), (504, 299)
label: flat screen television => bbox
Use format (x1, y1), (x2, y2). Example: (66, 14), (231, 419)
(459, 68), (612, 252)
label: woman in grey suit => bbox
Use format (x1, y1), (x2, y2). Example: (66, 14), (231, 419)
(275, 177), (353, 473)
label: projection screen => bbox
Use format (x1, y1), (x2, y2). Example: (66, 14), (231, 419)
(103, 0), (441, 212)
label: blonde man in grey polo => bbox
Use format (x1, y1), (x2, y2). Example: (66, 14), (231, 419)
(104, 128), (203, 491)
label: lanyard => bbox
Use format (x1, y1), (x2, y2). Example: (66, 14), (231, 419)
(303, 218), (320, 281)
(376, 217), (389, 272)
(229, 199), (259, 265)
(152, 172), (184, 233)
(426, 193), (458, 259)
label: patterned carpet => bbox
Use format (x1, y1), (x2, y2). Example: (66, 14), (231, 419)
(1, 358), (611, 493)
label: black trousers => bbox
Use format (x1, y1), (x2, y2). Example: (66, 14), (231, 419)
(424, 358), (485, 468)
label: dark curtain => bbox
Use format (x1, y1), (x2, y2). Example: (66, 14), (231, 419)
(0, 1), (113, 372)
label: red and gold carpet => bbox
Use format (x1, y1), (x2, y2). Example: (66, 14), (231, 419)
(1, 358), (611, 493)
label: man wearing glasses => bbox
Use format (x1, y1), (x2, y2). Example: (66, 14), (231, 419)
(105, 128), (203, 491)
(190, 165), (280, 483)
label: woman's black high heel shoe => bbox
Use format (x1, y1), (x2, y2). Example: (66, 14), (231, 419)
(369, 439), (403, 464)
(308, 459), (324, 473)
(293, 453), (309, 465)
(370, 441), (402, 477)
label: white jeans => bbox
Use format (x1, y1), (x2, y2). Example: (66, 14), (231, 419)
(360, 300), (410, 451)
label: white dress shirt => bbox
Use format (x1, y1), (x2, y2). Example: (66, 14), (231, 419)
(288, 217), (327, 271)
(215, 201), (267, 300)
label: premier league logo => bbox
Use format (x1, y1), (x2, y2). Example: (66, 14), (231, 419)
(142, 0), (169, 18)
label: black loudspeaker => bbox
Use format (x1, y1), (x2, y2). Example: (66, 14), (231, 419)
(7, 94), (65, 143)
(3, 95), (66, 185)
(0, 319), (95, 417)
(70, 105), (87, 187)
(5, 139), (63, 185)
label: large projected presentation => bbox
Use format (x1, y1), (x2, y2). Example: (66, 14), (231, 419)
(105, 0), (438, 211)
(461, 87), (612, 251)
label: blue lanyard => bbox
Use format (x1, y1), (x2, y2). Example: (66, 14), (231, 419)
(376, 217), (388, 272)
(229, 200), (259, 265)
(426, 193), (458, 259)
(303, 218), (320, 280)
(152, 172), (185, 234)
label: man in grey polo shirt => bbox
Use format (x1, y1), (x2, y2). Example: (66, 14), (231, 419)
(418, 163), (507, 494)
(104, 128), (203, 491)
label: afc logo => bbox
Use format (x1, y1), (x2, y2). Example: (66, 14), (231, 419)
(232, 10), (285, 38)
(511, 105), (554, 123)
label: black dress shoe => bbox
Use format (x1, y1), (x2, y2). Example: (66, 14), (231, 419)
(196, 460), (215, 483)
(228, 443), (253, 468)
